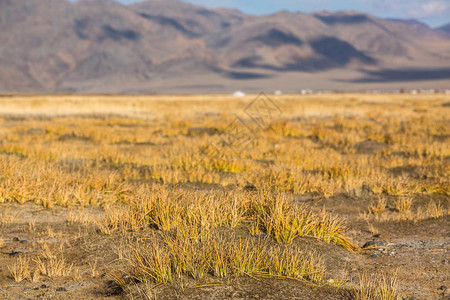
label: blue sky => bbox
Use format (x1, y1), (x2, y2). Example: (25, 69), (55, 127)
(114, 0), (450, 27)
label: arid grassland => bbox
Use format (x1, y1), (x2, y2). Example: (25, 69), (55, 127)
(0, 94), (448, 299)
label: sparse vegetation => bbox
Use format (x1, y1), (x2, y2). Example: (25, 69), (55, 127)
(8, 256), (31, 282)
(0, 94), (448, 299)
(34, 256), (73, 278)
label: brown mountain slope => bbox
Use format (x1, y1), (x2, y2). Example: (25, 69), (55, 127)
(0, 0), (449, 93)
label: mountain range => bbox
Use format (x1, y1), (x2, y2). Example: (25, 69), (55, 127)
(1, 0), (450, 94)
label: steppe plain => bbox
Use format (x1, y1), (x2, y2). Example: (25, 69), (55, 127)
(0, 94), (448, 299)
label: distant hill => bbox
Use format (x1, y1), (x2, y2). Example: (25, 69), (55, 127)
(1, 0), (450, 93)
(437, 22), (450, 33)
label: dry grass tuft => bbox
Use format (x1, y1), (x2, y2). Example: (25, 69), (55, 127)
(0, 209), (15, 225)
(425, 201), (445, 219)
(8, 256), (31, 282)
(249, 191), (356, 250)
(369, 197), (387, 216)
(34, 256), (73, 278)
(356, 272), (401, 300)
(125, 233), (326, 285)
(394, 195), (414, 214)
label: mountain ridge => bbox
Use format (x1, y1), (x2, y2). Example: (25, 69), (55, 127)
(1, 0), (450, 93)
(437, 22), (450, 34)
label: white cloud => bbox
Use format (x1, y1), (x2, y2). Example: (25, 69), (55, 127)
(369, 0), (450, 19)
(420, 1), (450, 16)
